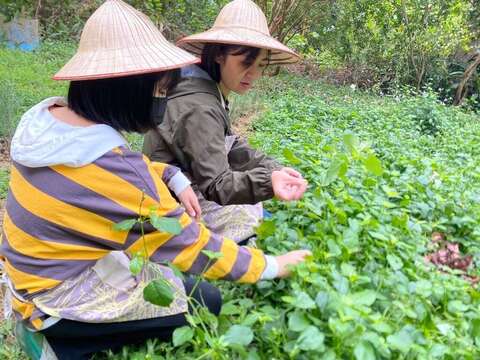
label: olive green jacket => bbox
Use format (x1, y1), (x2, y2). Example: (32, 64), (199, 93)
(143, 67), (281, 205)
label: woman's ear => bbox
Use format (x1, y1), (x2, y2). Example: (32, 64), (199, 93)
(153, 82), (166, 97)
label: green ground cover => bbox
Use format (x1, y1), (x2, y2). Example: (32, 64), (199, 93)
(0, 168), (8, 199)
(2, 44), (480, 359)
(0, 42), (74, 137)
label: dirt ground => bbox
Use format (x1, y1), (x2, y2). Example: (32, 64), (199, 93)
(232, 112), (256, 139)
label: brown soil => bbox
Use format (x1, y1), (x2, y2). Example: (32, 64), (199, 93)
(425, 232), (479, 285)
(232, 112), (257, 139)
(0, 137), (10, 168)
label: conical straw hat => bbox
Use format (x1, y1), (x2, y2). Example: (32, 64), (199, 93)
(177, 0), (300, 65)
(53, 0), (199, 80)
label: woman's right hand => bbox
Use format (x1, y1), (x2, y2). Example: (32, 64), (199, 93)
(275, 250), (312, 278)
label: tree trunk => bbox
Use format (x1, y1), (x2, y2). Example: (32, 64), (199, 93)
(454, 52), (480, 106)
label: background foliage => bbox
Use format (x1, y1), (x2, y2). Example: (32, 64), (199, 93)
(1, 0), (480, 358)
(1, 0), (478, 107)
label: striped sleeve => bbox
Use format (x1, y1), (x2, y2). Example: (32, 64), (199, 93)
(150, 161), (191, 196)
(126, 157), (267, 283)
(144, 218), (266, 283)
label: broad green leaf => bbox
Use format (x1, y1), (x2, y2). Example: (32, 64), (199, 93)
(321, 158), (343, 186)
(242, 313), (260, 327)
(351, 290), (377, 307)
(315, 291), (329, 311)
(172, 326), (194, 347)
(130, 353), (162, 360)
(296, 326), (325, 351)
(472, 318), (480, 345)
(294, 291), (316, 309)
(340, 263), (356, 277)
(246, 350), (261, 360)
(363, 154), (383, 176)
(414, 279), (432, 298)
(319, 350), (337, 360)
(283, 148), (302, 165)
(447, 300), (469, 314)
(343, 219), (361, 249)
(143, 279), (174, 307)
(371, 322), (393, 334)
(129, 254), (145, 276)
(201, 250), (224, 260)
(149, 213), (182, 235)
(386, 254), (403, 270)
(387, 329), (414, 353)
(333, 275), (349, 294)
(327, 239), (342, 257)
(382, 185), (400, 198)
(354, 341), (376, 360)
(288, 311), (310, 332)
(429, 344), (448, 358)
(256, 220), (276, 238)
(112, 218), (137, 231)
(436, 322), (453, 336)
(343, 132), (359, 153)
(221, 301), (242, 316)
(363, 332), (391, 358)
(223, 325), (253, 346)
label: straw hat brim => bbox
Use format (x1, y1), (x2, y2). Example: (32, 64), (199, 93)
(53, 40), (199, 81)
(177, 27), (300, 65)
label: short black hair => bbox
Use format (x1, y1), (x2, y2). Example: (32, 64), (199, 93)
(200, 44), (265, 82)
(68, 70), (179, 133)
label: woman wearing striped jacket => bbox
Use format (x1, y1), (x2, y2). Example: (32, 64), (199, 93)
(0, 1), (310, 359)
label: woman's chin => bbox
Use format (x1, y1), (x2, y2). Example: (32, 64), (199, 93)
(234, 87), (251, 95)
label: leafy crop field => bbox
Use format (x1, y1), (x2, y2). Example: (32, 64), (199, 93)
(244, 82), (480, 359)
(101, 79), (480, 359)
(1, 44), (480, 359)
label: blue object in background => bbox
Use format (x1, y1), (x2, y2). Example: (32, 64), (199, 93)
(4, 18), (39, 52)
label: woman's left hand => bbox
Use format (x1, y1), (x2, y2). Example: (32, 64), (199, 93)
(178, 186), (202, 220)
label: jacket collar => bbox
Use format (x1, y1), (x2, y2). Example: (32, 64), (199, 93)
(169, 65), (228, 111)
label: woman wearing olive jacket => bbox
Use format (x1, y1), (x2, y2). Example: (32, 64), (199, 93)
(143, 0), (308, 242)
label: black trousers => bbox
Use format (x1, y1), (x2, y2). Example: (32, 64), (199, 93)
(41, 278), (222, 360)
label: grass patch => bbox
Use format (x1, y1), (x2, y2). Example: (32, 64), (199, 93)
(0, 41), (75, 137)
(0, 168), (9, 200)
(0, 320), (27, 360)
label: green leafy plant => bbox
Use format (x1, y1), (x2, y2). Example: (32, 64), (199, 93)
(0, 168), (9, 199)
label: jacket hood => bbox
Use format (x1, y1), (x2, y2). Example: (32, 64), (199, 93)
(10, 97), (127, 168)
(168, 65), (222, 101)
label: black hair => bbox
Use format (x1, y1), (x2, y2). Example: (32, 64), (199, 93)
(68, 69), (179, 133)
(200, 44), (267, 82)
